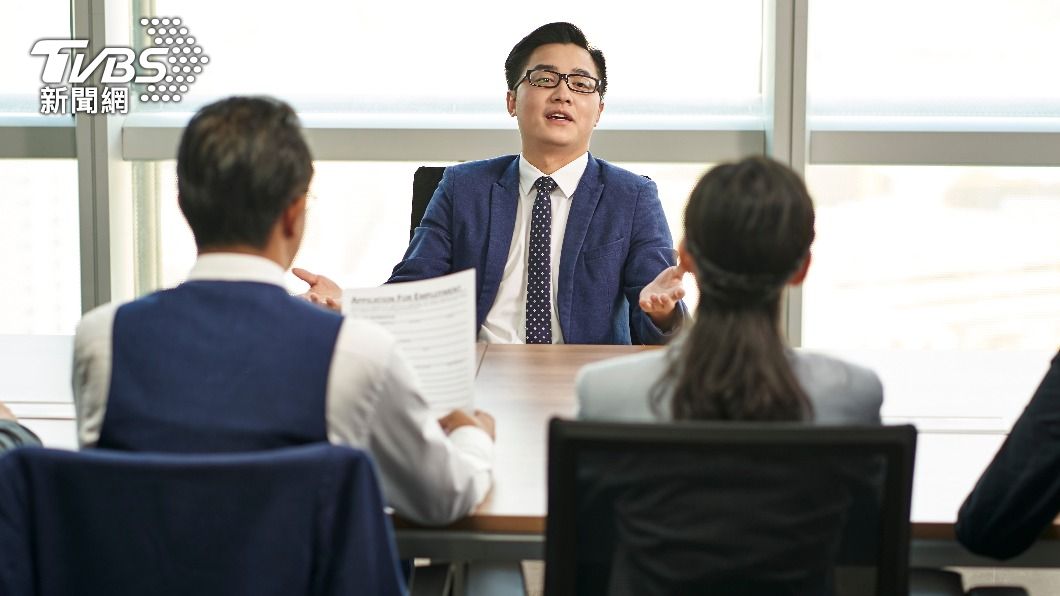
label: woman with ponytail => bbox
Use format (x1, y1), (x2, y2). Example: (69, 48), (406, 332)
(577, 156), (882, 424)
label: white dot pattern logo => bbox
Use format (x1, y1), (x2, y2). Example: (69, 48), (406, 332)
(137, 16), (208, 103)
(526, 176), (557, 344)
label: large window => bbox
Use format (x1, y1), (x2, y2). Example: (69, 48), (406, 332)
(140, 0), (765, 127)
(132, 2), (762, 299)
(802, 0), (1060, 355)
(6, 0), (1060, 430)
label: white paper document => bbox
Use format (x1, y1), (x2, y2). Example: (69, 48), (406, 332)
(342, 269), (477, 415)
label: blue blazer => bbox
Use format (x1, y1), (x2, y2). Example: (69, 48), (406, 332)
(0, 444), (405, 596)
(389, 154), (685, 345)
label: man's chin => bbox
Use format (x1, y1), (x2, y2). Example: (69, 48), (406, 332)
(535, 132), (589, 149)
(521, 130), (593, 159)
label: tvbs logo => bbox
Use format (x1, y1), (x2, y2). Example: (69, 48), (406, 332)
(31, 40), (168, 85)
(32, 17), (207, 114)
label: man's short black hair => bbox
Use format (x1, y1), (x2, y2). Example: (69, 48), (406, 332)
(504, 22), (607, 97)
(177, 96), (313, 250)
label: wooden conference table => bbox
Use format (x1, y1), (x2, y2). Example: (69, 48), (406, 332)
(395, 343), (1060, 569)
(5, 337), (1058, 567)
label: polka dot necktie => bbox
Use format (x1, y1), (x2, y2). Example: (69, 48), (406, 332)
(526, 176), (556, 344)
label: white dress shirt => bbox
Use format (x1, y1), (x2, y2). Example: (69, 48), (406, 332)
(478, 152), (589, 344)
(73, 253), (494, 526)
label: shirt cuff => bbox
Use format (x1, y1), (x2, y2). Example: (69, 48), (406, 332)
(646, 301), (688, 342)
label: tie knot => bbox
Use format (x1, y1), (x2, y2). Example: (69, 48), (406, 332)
(534, 176), (557, 195)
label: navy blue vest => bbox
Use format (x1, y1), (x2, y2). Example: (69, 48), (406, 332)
(98, 281), (342, 453)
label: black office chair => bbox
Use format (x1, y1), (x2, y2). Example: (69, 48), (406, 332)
(410, 166), (446, 240)
(0, 444), (405, 596)
(545, 419), (917, 596)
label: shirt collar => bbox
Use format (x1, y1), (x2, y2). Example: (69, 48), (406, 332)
(518, 152), (589, 201)
(185, 253), (287, 287)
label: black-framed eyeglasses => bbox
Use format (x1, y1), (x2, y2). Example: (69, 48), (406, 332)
(516, 69), (601, 94)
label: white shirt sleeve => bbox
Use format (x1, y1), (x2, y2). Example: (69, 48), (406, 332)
(326, 318), (494, 525)
(72, 302), (119, 448)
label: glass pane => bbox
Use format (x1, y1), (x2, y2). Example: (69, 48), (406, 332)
(0, 160), (81, 334)
(1, 3), (71, 112)
(809, 0), (1060, 122)
(140, 1), (763, 126)
(802, 165), (1060, 350)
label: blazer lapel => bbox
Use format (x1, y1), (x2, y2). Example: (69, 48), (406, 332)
(479, 157), (521, 325)
(557, 154), (603, 338)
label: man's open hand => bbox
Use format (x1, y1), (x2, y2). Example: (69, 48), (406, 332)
(639, 264), (687, 329)
(292, 267), (343, 312)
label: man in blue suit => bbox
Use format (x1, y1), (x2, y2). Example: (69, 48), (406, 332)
(298, 23), (687, 345)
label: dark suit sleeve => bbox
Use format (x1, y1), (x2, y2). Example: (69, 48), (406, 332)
(624, 178), (688, 345)
(955, 349), (1060, 559)
(387, 170), (455, 284)
(0, 420), (41, 452)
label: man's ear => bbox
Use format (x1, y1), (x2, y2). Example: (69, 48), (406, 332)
(595, 100), (605, 126)
(788, 251), (812, 286)
(281, 194), (307, 238)
(506, 90), (517, 117)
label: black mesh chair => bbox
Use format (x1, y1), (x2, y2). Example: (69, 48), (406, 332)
(545, 419), (917, 596)
(410, 166), (446, 240)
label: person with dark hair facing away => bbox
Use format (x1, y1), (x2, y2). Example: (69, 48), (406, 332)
(0, 401), (41, 452)
(296, 22), (688, 345)
(573, 157), (883, 594)
(955, 348), (1060, 559)
(577, 156), (882, 423)
(73, 96), (494, 526)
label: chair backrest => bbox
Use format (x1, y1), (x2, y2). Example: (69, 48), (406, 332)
(544, 419), (916, 596)
(0, 444), (405, 596)
(410, 166), (446, 240)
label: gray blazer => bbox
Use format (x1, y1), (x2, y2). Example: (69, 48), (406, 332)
(576, 347), (882, 424)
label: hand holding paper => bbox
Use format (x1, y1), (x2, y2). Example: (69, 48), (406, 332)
(342, 269), (478, 415)
(439, 410), (495, 440)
